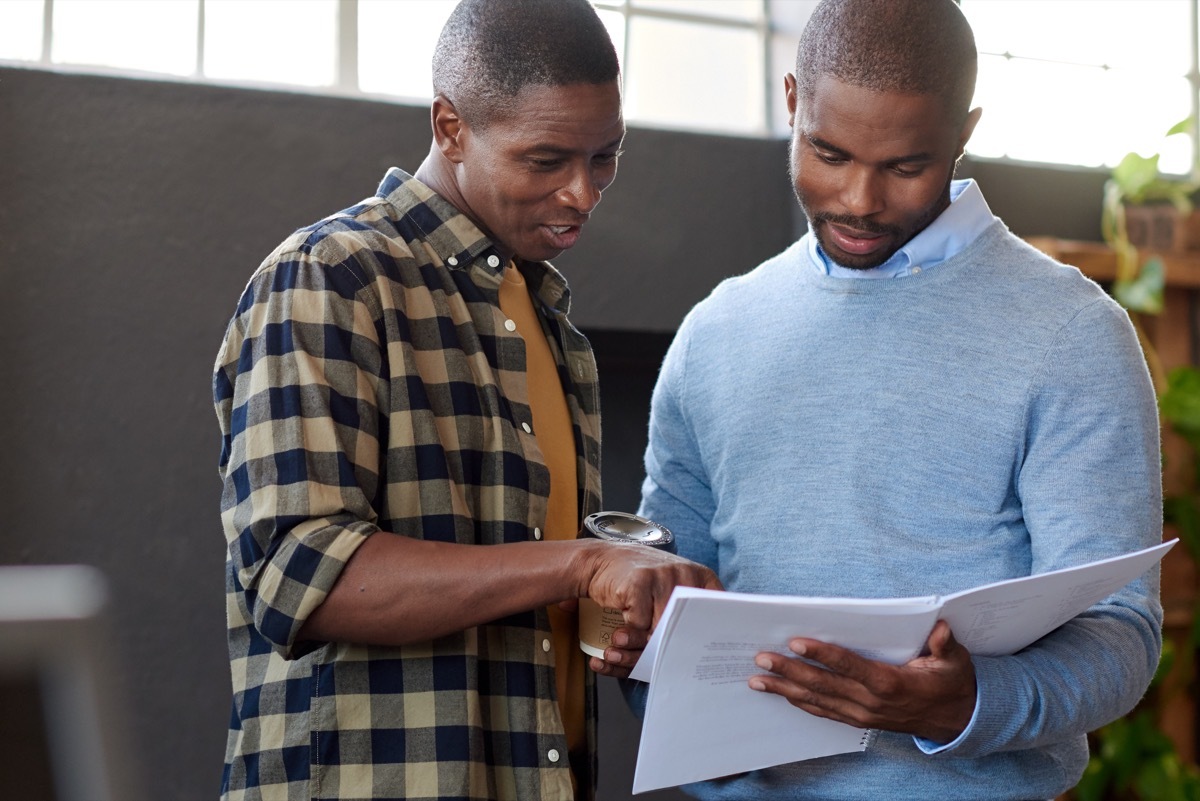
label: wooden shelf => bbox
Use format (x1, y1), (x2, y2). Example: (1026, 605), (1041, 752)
(1026, 236), (1200, 288)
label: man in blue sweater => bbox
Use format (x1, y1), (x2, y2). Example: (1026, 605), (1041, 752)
(622, 0), (1164, 798)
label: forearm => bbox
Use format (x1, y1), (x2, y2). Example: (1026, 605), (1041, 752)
(298, 530), (721, 648)
(925, 598), (1161, 758)
(299, 533), (598, 646)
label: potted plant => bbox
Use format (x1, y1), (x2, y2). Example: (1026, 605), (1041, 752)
(1102, 119), (1200, 257)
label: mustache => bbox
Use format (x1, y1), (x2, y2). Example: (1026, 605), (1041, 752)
(812, 212), (900, 237)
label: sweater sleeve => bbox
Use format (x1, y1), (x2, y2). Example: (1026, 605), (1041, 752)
(622, 313), (722, 714)
(920, 296), (1164, 759)
(637, 312), (720, 573)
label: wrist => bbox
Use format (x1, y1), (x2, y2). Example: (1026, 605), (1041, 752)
(567, 538), (605, 600)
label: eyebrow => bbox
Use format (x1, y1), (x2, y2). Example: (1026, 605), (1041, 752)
(805, 133), (933, 165)
(527, 135), (626, 156)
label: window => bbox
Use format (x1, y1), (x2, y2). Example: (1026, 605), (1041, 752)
(203, 0), (339, 88)
(600, 0), (770, 135)
(0, 0), (1195, 173)
(960, 0), (1195, 174)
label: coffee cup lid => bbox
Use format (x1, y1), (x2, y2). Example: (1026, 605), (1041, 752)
(583, 511), (673, 549)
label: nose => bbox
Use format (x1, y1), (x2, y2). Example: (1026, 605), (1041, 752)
(839, 166), (884, 219)
(557, 164), (603, 215)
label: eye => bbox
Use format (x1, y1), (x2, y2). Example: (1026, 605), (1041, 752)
(814, 149), (847, 165)
(530, 158), (564, 169)
(890, 163), (924, 178)
(593, 150), (623, 168)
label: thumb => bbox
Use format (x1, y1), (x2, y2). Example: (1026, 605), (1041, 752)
(928, 620), (958, 658)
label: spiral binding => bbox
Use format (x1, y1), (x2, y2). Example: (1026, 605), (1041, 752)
(858, 728), (879, 748)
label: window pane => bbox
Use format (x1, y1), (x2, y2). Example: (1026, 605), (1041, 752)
(53, 0), (197, 76)
(768, 0), (818, 35)
(205, 0), (336, 87)
(962, 0), (1190, 74)
(0, 0), (43, 61)
(968, 55), (1192, 172)
(769, 32), (797, 136)
(358, 0), (455, 98)
(632, 0), (761, 22)
(597, 9), (626, 76)
(625, 18), (764, 135)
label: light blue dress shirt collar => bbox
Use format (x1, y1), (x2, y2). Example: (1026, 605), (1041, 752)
(809, 179), (995, 279)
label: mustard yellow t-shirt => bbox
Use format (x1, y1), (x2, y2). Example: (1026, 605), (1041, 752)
(498, 263), (586, 784)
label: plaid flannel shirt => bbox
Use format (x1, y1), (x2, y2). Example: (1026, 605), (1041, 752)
(213, 168), (602, 801)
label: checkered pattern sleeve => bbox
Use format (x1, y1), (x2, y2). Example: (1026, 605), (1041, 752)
(215, 237), (386, 660)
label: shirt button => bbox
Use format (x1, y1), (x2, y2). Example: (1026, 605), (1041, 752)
(487, 255), (501, 268)
(542, 638), (551, 653)
(447, 256), (458, 266)
(911, 265), (922, 274)
(548, 749), (561, 763)
(522, 422), (532, 434)
(533, 527), (543, 540)
(504, 319), (517, 332)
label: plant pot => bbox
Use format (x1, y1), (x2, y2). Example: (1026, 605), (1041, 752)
(1124, 203), (1181, 252)
(1174, 209), (1200, 251)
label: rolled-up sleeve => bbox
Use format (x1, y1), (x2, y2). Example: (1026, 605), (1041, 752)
(215, 247), (386, 659)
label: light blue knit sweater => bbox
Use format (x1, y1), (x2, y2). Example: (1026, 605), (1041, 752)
(636, 221), (1163, 801)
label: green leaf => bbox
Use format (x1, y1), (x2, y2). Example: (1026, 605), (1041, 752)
(1161, 366), (1200, 453)
(1166, 495), (1200, 565)
(1167, 117), (1192, 138)
(1113, 256), (1165, 315)
(1164, 496), (1200, 549)
(1113, 151), (1163, 200)
(1074, 757), (1108, 801)
(1150, 639), (1177, 689)
(1102, 717), (1139, 789)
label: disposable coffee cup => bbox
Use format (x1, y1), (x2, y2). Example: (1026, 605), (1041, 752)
(578, 511), (675, 659)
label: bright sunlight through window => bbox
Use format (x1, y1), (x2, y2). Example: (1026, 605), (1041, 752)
(0, 0), (1195, 173)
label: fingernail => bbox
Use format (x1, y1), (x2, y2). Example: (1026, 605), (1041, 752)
(749, 678), (766, 691)
(613, 631), (628, 647)
(755, 655), (772, 670)
(790, 641), (806, 656)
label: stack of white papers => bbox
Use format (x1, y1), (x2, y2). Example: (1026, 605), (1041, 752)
(628, 539), (1176, 793)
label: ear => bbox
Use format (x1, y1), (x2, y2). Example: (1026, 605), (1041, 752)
(784, 73), (799, 129)
(431, 94), (467, 164)
(955, 106), (983, 159)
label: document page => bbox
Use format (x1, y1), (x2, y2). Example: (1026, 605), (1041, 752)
(631, 590), (940, 793)
(629, 539), (1175, 793)
(938, 539), (1176, 656)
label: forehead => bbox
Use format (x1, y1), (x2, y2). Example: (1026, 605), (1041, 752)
(479, 81), (625, 149)
(798, 74), (958, 159)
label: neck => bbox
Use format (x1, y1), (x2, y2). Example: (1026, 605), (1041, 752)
(414, 146), (513, 264)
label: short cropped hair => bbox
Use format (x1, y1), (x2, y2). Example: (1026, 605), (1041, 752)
(432, 0), (620, 128)
(795, 0), (977, 124)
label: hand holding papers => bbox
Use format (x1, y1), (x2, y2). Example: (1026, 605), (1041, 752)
(628, 540), (1176, 793)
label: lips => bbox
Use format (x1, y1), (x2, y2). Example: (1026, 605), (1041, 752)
(825, 222), (889, 257)
(541, 223), (584, 251)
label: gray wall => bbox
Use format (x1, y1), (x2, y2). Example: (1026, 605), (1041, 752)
(0, 65), (1106, 800)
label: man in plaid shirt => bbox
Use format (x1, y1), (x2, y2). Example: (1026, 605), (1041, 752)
(213, 1), (720, 799)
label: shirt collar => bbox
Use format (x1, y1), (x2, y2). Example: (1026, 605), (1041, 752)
(376, 167), (572, 315)
(810, 179), (995, 279)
